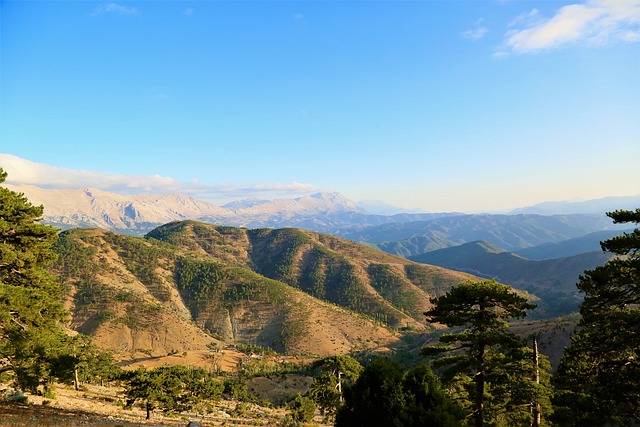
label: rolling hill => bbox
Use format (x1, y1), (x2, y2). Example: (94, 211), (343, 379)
(52, 221), (479, 360)
(514, 229), (634, 260)
(409, 240), (612, 315)
(347, 213), (625, 256)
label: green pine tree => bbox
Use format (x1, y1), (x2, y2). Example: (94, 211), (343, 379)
(554, 209), (640, 426)
(335, 358), (462, 427)
(124, 365), (223, 420)
(422, 280), (551, 427)
(0, 167), (68, 392)
(309, 355), (363, 417)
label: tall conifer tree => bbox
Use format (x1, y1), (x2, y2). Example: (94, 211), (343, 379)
(0, 167), (67, 391)
(423, 280), (551, 426)
(555, 209), (640, 425)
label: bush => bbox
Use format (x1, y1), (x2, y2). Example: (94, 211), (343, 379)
(224, 377), (250, 401)
(289, 394), (315, 423)
(43, 385), (56, 399)
(7, 391), (28, 404)
(335, 359), (462, 427)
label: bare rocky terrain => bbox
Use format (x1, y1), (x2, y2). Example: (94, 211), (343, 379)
(4, 184), (366, 234)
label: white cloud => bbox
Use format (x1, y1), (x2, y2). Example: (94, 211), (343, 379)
(508, 9), (545, 29)
(0, 154), (179, 192)
(462, 19), (489, 41)
(0, 154), (318, 202)
(91, 3), (138, 16)
(250, 182), (316, 192)
(462, 27), (489, 41)
(499, 0), (640, 54)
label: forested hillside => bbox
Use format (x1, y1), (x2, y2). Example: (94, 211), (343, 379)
(3, 167), (637, 427)
(52, 221), (479, 359)
(410, 240), (612, 315)
(347, 213), (625, 256)
(514, 229), (634, 260)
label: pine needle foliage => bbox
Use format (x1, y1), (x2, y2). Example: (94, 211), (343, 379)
(554, 209), (640, 426)
(423, 280), (551, 427)
(0, 167), (68, 391)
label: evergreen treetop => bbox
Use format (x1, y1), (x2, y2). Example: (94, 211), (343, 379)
(0, 167), (67, 391)
(555, 209), (640, 425)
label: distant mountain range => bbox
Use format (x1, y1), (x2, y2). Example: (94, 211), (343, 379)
(514, 229), (635, 260)
(509, 194), (640, 215)
(348, 213), (627, 256)
(3, 184), (458, 235)
(4, 184), (635, 261)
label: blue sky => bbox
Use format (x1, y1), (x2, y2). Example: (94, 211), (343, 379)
(1, 0), (639, 212)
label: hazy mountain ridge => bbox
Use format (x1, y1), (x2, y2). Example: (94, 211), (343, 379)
(356, 199), (427, 215)
(5, 184), (230, 232)
(514, 229), (635, 260)
(53, 221), (480, 359)
(509, 194), (640, 215)
(3, 184), (460, 235)
(5, 184), (360, 232)
(409, 240), (612, 315)
(222, 198), (271, 210)
(351, 213), (626, 256)
(5, 184), (632, 259)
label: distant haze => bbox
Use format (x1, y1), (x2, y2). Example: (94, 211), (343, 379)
(510, 196), (640, 215)
(1, 154), (638, 213)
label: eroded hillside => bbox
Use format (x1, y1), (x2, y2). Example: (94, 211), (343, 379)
(53, 221), (478, 360)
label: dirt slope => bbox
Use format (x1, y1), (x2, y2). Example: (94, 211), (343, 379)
(51, 221), (492, 363)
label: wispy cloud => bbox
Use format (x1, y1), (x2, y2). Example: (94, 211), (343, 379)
(91, 3), (138, 16)
(461, 19), (488, 41)
(0, 154), (318, 203)
(499, 0), (640, 54)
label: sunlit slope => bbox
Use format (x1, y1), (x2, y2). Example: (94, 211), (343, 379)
(53, 228), (218, 359)
(53, 222), (479, 359)
(147, 221), (477, 325)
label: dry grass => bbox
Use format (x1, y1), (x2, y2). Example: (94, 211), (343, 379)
(0, 382), (292, 427)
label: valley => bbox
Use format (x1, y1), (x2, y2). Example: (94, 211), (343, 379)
(2, 178), (637, 426)
(3, 0), (639, 422)
(409, 240), (612, 316)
